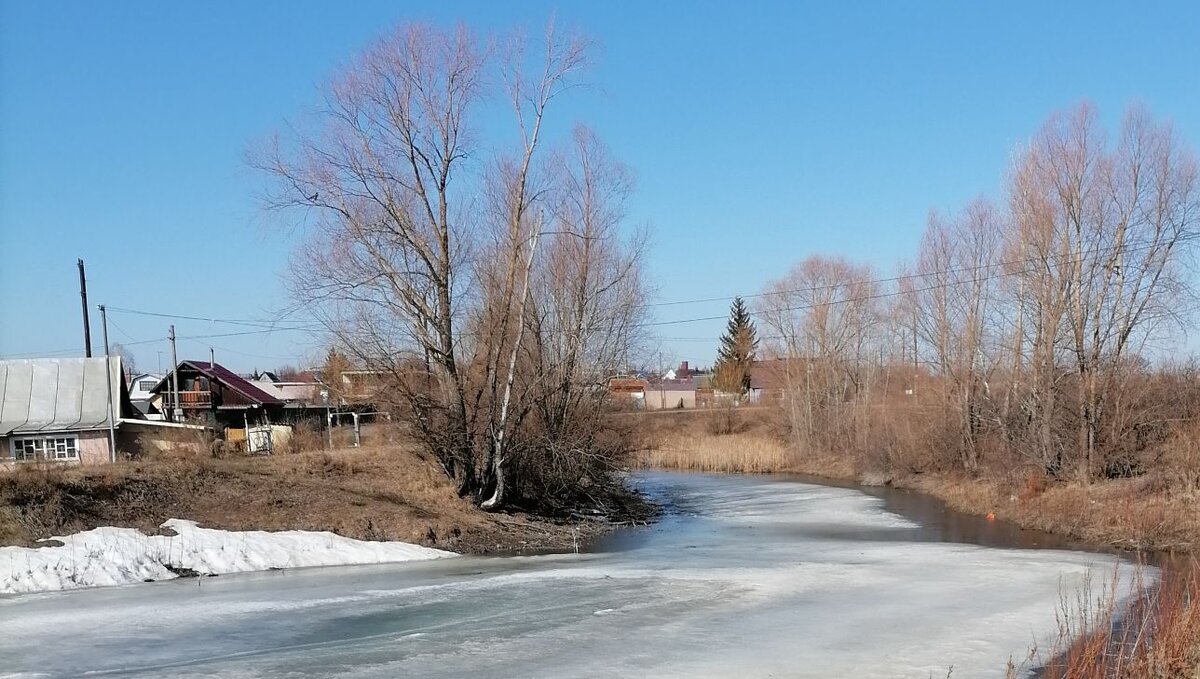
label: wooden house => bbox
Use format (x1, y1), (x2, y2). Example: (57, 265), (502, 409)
(152, 360), (284, 428)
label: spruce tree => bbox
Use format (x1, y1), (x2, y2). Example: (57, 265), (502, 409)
(713, 297), (758, 399)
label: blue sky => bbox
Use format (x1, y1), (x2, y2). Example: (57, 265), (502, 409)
(2, 2), (1198, 372)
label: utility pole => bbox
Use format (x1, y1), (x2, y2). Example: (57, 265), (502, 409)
(169, 325), (182, 423)
(78, 259), (92, 357)
(99, 305), (118, 463)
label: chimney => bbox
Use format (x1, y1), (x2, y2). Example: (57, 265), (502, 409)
(679, 361), (689, 377)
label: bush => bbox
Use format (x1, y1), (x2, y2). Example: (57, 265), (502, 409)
(705, 407), (748, 436)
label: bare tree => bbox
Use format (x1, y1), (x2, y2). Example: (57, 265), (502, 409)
(1010, 103), (1199, 479)
(255, 21), (645, 510)
(908, 199), (1004, 471)
(757, 256), (879, 453)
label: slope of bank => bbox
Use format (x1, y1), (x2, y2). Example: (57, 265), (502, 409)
(638, 425), (1200, 554)
(0, 447), (651, 562)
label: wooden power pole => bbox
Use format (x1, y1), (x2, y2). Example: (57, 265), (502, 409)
(169, 325), (182, 422)
(78, 259), (92, 357)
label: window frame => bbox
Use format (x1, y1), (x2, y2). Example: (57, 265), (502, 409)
(7, 435), (81, 462)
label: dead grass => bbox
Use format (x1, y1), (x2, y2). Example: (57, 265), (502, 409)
(907, 475), (1200, 553)
(635, 432), (793, 473)
(1007, 560), (1200, 678)
(0, 443), (621, 554)
(634, 411), (1200, 553)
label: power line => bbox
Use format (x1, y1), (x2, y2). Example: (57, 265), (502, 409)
(645, 231), (1199, 314)
(76, 231), (1195, 357)
(648, 232), (1198, 327)
(115, 327), (304, 348)
(104, 305), (320, 331)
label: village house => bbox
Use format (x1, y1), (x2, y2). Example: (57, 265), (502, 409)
(151, 360), (285, 428)
(127, 371), (164, 419)
(608, 376), (649, 407)
(748, 359), (789, 404)
(0, 357), (131, 466)
(251, 370), (322, 404)
(644, 376), (696, 409)
(643, 361), (711, 410)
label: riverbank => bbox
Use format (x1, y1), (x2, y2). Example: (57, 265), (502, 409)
(634, 413), (1200, 554)
(0, 446), (653, 559)
(636, 417), (1200, 676)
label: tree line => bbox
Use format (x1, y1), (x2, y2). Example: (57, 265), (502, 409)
(757, 102), (1200, 482)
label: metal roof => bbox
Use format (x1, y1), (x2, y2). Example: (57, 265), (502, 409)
(150, 361), (285, 406)
(0, 357), (124, 435)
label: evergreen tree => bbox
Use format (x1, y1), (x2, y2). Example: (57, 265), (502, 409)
(712, 297), (758, 399)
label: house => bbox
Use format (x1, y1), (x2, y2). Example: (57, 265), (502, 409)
(0, 357), (131, 466)
(335, 369), (389, 404)
(694, 373), (715, 407)
(251, 371), (321, 404)
(127, 372), (165, 419)
(644, 377), (696, 409)
(746, 358), (815, 404)
(151, 360), (284, 428)
(608, 376), (649, 407)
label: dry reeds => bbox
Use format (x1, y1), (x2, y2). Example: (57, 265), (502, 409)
(1007, 560), (1200, 678)
(636, 432), (793, 473)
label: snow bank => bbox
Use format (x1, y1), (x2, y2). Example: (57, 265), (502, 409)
(0, 519), (456, 595)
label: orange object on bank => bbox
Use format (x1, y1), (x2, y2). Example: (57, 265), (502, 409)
(985, 512), (996, 521)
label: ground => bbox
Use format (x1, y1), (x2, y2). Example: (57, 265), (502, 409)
(0, 445), (652, 555)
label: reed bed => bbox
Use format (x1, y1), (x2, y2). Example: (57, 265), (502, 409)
(635, 432), (794, 473)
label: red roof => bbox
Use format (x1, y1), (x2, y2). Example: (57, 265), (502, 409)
(154, 361), (285, 406)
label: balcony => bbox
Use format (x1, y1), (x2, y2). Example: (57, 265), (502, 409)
(162, 390), (213, 408)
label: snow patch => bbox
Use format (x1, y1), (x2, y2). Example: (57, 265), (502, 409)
(0, 519), (456, 595)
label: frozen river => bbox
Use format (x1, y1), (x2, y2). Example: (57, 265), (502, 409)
(0, 472), (1131, 678)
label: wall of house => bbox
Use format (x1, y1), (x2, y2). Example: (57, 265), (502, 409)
(644, 390), (697, 410)
(118, 422), (209, 459)
(78, 430), (110, 465)
(0, 429), (111, 470)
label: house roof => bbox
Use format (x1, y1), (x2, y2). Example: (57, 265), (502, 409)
(608, 377), (648, 391)
(153, 361), (284, 406)
(0, 357), (124, 435)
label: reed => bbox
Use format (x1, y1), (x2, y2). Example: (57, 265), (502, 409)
(635, 432), (793, 473)
(1006, 560), (1200, 678)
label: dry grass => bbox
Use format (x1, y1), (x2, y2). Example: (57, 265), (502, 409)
(635, 410), (1200, 553)
(1006, 560), (1200, 678)
(636, 431), (794, 473)
(0, 444), (613, 554)
(907, 475), (1200, 553)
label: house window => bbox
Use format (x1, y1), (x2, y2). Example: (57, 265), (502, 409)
(138, 380), (157, 391)
(8, 436), (79, 462)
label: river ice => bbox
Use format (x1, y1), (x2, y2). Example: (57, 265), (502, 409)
(0, 472), (1138, 678)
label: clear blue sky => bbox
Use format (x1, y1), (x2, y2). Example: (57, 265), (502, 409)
(2, 2), (1198, 373)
